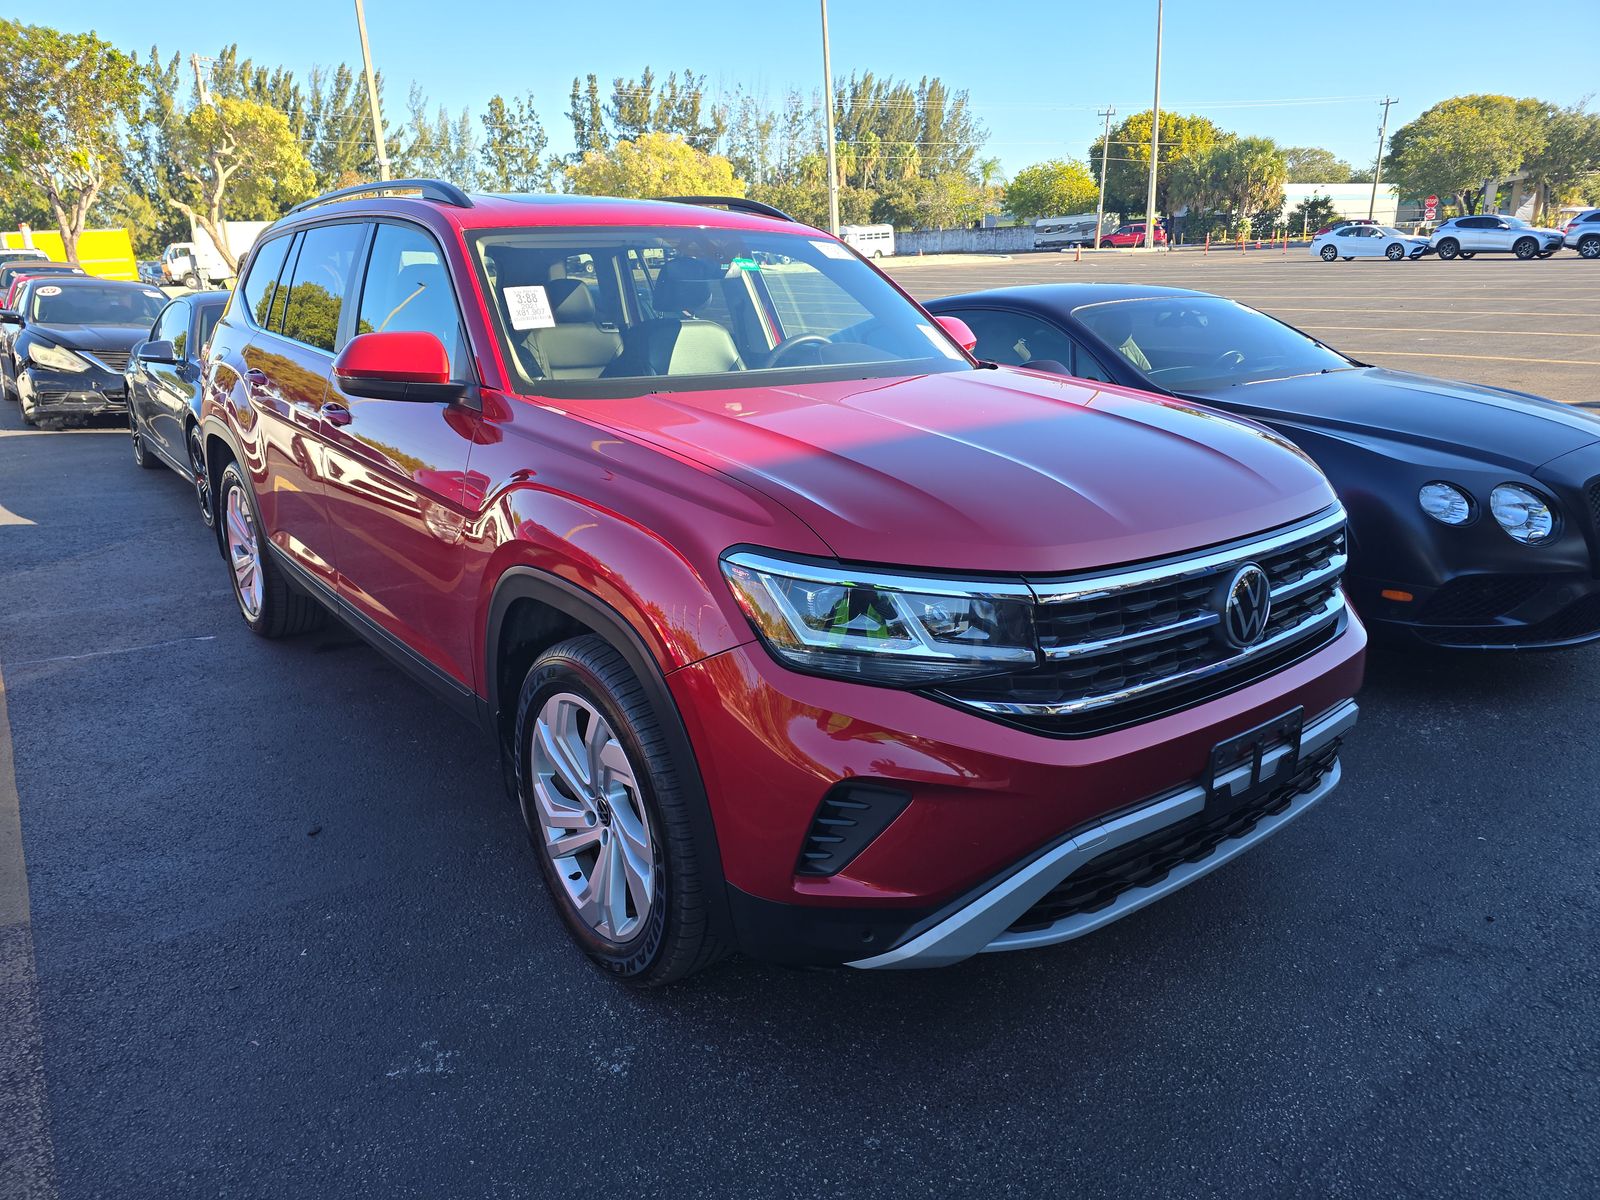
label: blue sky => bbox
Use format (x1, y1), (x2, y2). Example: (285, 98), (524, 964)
(44, 0), (1598, 177)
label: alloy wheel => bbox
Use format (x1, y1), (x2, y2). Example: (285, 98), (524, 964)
(188, 428), (213, 525)
(225, 485), (263, 620)
(1581, 237), (1600, 259)
(529, 691), (656, 942)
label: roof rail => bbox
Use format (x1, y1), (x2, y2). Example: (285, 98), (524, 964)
(289, 178), (474, 215)
(659, 195), (797, 223)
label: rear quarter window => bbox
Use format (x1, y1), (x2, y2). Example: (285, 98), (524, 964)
(239, 236), (291, 328)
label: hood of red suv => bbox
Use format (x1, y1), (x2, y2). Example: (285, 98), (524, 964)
(575, 368), (1336, 574)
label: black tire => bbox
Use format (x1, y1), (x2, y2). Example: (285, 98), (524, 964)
(1581, 235), (1600, 260)
(129, 410), (160, 469)
(1459, 250), (1476, 259)
(513, 634), (728, 986)
(1513, 237), (1538, 260)
(1342, 256), (1352, 261)
(1320, 244), (1338, 261)
(187, 424), (214, 527)
(181, 272), (201, 290)
(1436, 237), (1460, 260)
(217, 460), (324, 638)
(1385, 242), (1405, 260)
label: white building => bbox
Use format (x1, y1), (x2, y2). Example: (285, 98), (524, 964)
(1281, 182), (1399, 225)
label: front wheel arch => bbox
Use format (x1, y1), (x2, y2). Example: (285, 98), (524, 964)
(484, 565), (734, 942)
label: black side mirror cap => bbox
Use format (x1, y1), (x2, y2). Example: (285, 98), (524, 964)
(137, 339), (178, 364)
(0, 309), (21, 325)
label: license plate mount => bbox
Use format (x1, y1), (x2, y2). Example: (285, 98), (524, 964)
(1205, 707), (1304, 814)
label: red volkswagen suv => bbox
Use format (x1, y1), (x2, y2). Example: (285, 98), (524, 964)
(201, 181), (1364, 983)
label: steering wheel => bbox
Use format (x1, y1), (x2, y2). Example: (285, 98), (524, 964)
(1212, 349), (1247, 369)
(763, 334), (833, 368)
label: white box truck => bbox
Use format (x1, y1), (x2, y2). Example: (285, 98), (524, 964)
(160, 220), (271, 288)
(1034, 213), (1114, 249)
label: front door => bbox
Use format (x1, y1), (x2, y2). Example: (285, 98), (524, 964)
(321, 220), (482, 691)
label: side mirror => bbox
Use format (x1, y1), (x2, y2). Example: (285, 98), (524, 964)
(0, 309), (21, 326)
(933, 314), (978, 354)
(332, 330), (463, 402)
(137, 339), (178, 364)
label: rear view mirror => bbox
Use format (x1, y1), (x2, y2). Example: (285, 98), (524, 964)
(933, 314), (978, 354)
(137, 339), (177, 364)
(332, 330), (463, 402)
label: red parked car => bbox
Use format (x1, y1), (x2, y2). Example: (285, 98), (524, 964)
(201, 181), (1364, 983)
(1102, 221), (1167, 248)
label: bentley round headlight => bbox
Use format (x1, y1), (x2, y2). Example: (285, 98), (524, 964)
(1489, 484), (1556, 544)
(1418, 481), (1472, 525)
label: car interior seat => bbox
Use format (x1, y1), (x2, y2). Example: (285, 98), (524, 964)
(602, 257), (743, 378)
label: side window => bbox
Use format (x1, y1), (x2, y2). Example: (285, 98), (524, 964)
(280, 222), (367, 353)
(1068, 339), (1116, 383)
(953, 309), (1075, 367)
(356, 223), (469, 379)
(196, 304), (222, 356)
(154, 302), (189, 357)
(239, 235), (291, 329)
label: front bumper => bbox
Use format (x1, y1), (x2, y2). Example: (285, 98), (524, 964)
(1356, 572), (1600, 649)
(850, 699), (1356, 968)
(17, 367), (128, 416)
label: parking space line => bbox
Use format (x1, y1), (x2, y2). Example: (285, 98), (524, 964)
(1346, 350), (1600, 366)
(0, 666), (60, 1197)
(6, 635), (218, 669)
(1305, 325), (1600, 339)
(0, 502), (36, 527)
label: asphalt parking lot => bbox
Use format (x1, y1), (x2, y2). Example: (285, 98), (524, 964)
(2, 255), (1598, 1198)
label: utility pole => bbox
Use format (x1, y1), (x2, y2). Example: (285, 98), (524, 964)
(1094, 106), (1116, 250)
(354, 0), (392, 182)
(189, 54), (212, 106)
(1142, 0), (1164, 251)
(1368, 96), (1396, 220)
(820, 0), (841, 236)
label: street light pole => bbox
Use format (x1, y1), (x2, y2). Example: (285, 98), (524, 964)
(354, 0), (392, 182)
(1142, 0), (1163, 250)
(1094, 106), (1115, 250)
(820, 0), (841, 236)
(1368, 96), (1395, 221)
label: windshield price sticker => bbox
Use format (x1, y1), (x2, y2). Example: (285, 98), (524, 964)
(732, 256), (760, 272)
(36, 285), (62, 296)
(143, 289), (163, 300)
(810, 239), (853, 260)
(504, 284), (556, 330)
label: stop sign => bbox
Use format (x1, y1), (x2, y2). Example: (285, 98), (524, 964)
(1426, 195), (1438, 207)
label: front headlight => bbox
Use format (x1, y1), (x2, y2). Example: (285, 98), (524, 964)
(721, 550), (1038, 684)
(1418, 481), (1472, 525)
(27, 341), (91, 373)
(1489, 484), (1556, 544)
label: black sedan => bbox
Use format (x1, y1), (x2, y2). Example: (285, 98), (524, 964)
(927, 283), (1600, 649)
(127, 291), (228, 526)
(3, 277), (167, 427)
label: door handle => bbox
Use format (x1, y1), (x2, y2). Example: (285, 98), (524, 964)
(244, 368), (270, 394)
(322, 401), (353, 427)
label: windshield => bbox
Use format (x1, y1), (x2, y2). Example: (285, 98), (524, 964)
(28, 284), (167, 326)
(469, 225), (969, 397)
(1503, 216), (1531, 229)
(1073, 296), (1352, 390)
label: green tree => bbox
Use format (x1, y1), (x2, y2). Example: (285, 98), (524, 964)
(1004, 158), (1098, 220)
(395, 86), (477, 185)
(564, 132), (744, 199)
(0, 21), (142, 262)
(1289, 193), (1340, 236)
(1520, 103), (1600, 219)
(480, 93), (551, 193)
(168, 97), (315, 272)
(1384, 94), (1532, 213)
(602, 68), (724, 151)
(1282, 145), (1356, 182)
(1090, 110), (1226, 215)
(567, 74), (609, 157)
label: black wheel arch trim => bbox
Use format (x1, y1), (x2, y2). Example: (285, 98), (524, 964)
(485, 564), (737, 945)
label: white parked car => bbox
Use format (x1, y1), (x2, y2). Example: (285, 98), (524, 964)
(1312, 225), (1430, 262)
(1429, 215), (1564, 260)
(1562, 209), (1600, 259)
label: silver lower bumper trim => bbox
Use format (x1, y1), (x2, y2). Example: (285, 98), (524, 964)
(847, 699), (1359, 970)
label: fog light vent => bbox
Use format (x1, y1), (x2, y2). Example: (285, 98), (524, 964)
(796, 781), (912, 877)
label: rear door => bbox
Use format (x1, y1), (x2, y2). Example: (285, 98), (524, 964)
(241, 221), (371, 592)
(320, 219), (482, 691)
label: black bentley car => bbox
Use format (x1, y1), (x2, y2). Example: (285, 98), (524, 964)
(127, 290), (229, 526)
(926, 283), (1600, 649)
(2, 277), (167, 426)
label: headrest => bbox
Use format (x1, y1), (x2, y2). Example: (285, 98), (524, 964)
(544, 277), (596, 323)
(653, 258), (719, 315)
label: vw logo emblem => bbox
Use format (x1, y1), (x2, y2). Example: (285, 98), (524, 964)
(1220, 563), (1272, 648)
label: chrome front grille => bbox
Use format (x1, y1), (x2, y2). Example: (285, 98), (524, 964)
(936, 506), (1349, 734)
